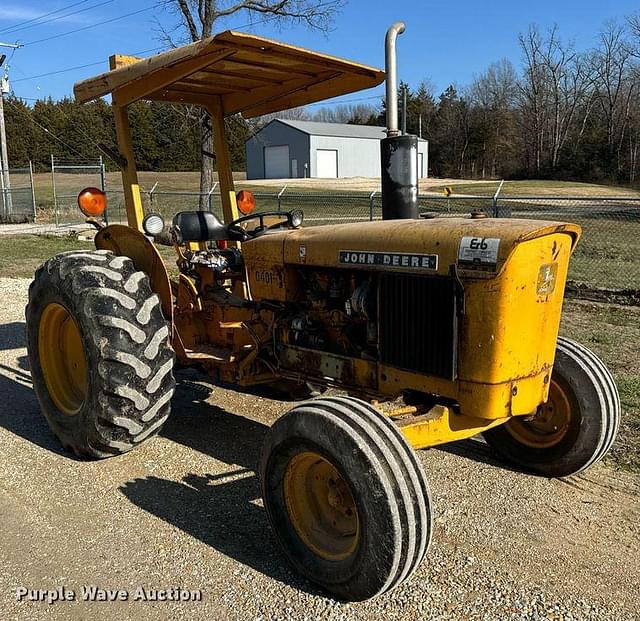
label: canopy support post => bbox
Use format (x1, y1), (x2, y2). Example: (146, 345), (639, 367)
(112, 102), (145, 231)
(207, 97), (238, 226)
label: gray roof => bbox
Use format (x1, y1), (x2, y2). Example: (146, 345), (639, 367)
(273, 119), (427, 141)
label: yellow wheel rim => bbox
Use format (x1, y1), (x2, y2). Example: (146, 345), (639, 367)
(506, 379), (572, 449)
(284, 451), (360, 561)
(38, 303), (88, 416)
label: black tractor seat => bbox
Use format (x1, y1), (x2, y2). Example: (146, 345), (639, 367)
(173, 211), (229, 243)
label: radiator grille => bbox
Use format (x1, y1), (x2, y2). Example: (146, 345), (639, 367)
(379, 274), (458, 379)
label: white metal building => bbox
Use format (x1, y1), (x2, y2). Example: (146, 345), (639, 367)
(245, 119), (429, 180)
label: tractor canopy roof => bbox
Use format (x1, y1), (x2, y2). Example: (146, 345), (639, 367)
(73, 30), (385, 118)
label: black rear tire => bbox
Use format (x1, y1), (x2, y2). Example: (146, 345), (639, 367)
(260, 396), (432, 601)
(483, 337), (620, 477)
(26, 250), (175, 458)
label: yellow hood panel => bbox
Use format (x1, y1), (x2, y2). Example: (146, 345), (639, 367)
(278, 217), (581, 276)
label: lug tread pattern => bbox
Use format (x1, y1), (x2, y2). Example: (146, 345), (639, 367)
(26, 251), (175, 458)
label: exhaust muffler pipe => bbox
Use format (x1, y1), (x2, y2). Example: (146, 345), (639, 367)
(381, 22), (419, 220)
(385, 22), (405, 137)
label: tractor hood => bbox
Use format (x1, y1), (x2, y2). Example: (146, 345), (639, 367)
(274, 217), (581, 277)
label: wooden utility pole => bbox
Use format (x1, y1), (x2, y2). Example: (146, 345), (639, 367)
(0, 93), (10, 216)
(0, 42), (22, 218)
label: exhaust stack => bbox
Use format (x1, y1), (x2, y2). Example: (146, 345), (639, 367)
(385, 22), (405, 137)
(381, 22), (419, 220)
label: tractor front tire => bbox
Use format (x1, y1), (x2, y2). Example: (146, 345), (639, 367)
(260, 396), (432, 601)
(26, 250), (175, 459)
(483, 337), (620, 477)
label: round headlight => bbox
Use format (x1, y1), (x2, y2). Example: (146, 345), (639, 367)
(142, 213), (165, 236)
(290, 209), (304, 228)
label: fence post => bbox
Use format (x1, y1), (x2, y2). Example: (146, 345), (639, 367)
(369, 190), (377, 221)
(29, 160), (37, 222)
(277, 185), (287, 213)
(51, 154), (59, 227)
(207, 182), (218, 212)
(99, 155), (108, 224)
(492, 179), (505, 217)
(148, 181), (158, 214)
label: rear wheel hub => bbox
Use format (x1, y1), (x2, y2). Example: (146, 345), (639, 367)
(38, 303), (88, 416)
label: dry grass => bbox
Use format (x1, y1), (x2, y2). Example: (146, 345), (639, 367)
(33, 171), (638, 202)
(430, 179), (640, 197)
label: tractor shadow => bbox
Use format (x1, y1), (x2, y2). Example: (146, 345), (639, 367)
(158, 369), (269, 470)
(434, 437), (525, 474)
(0, 321), (69, 456)
(0, 321), (27, 351)
(119, 470), (319, 594)
(121, 369), (322, 595)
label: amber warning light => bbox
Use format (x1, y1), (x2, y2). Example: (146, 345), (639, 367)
(77, 187), (107, 218)
(236, 190), (256, 215)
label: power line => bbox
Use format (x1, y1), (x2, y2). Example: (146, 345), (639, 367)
(305, 93), (384, 107)
(13, 3), (340, 84)
(0, 0), (94, 34)
(3, 96), (92, 158)
(1, 0), (117, 37)
(10, 90), (129, 166)
(13, 61), (113, 84)
(23, 5), (157, 46)
(12, 46), (165, 83)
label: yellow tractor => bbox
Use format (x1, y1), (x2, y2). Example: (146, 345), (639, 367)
(26, 25), (619, 601)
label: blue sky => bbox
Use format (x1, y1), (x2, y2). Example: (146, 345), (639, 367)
(2, 0), (638, 106)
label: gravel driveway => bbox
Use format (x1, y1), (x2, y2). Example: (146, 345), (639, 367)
(1, 276), (638, 621)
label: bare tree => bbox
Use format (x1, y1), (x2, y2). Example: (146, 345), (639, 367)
(542, 36), (593, 169)
(162, 0), (345, 205)
(517, 25), (595, 173)
(311, 103), (378, 124)
(627, 13), (640, 56)
(591, 21), (637, 175)
(518, 25), (551, 174)
(470, 59), (518, 177)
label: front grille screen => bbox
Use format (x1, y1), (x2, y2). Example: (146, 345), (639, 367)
(379, 274), (458, 379)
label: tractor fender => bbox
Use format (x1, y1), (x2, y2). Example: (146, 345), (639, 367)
(95, 224), (174, 327)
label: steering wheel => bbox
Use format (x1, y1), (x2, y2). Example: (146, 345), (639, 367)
(228, 211), (292, 241)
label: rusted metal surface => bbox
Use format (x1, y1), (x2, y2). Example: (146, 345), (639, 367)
(278, 345), (378, 393)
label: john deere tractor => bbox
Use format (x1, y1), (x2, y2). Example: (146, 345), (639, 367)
(26, 25), (619, 601)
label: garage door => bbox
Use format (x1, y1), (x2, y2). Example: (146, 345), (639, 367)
(316, 149), (338, 178)
(264, 145), (290, 179)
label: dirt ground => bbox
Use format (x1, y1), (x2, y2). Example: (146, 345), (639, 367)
(0, 276), (639, 621)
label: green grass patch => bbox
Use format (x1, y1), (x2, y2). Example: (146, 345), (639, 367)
(0, 234), (93, 278)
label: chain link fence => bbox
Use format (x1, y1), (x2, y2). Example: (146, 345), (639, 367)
(3, 175), (639, 294)
(121, 188), (639, 293)
(50, 156), (106, 226)
(497, 196), (640, 292)
(0, 165), (36, 223)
